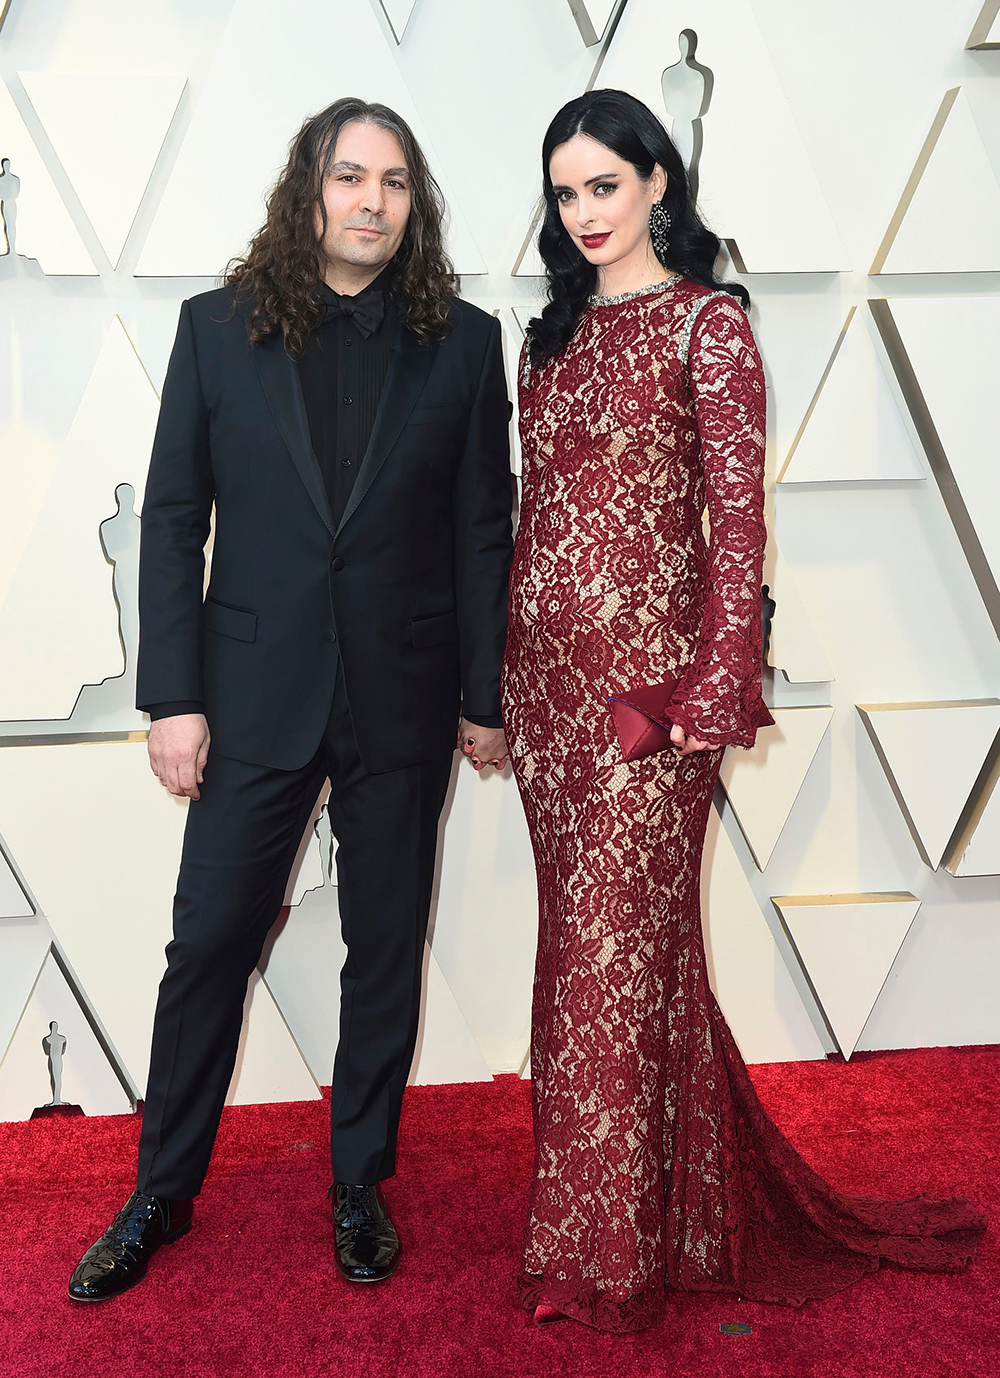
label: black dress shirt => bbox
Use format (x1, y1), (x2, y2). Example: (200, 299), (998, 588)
(148, 268), (502, 732)
(298, 268), (395, 528)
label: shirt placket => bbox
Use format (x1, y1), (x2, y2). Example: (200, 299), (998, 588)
(338, 315), (360, 498)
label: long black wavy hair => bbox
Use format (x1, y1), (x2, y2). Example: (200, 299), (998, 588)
(527, 88), (748, 367)
(226, 98), (454, 358)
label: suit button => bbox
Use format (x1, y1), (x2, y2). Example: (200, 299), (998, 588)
(331, 556), (345, 572)
(326, 629), (337, 643)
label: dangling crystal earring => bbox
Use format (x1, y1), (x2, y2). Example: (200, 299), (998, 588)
(649, 200), (672, 262)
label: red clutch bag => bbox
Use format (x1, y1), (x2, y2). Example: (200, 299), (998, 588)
(607, 677), (679, 762)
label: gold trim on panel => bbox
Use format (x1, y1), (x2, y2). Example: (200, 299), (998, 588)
(870, 299), (1000, 641)
(944, 742), (1000, 874)
(772, 892), (919, 907)
(857, 699), (1000, 713)
(870, 88), (959, 275)
(857, 702), (1000, 870)
(968, 0), (1000, 47)
(777, 307), (856, 482)
(0, 731), (147, 748)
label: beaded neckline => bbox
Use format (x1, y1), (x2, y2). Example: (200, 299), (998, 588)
(588, 273), (681, 308)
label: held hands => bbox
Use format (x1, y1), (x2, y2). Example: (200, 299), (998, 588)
(458, 718), (509, 772)
(148, 713), (211, 800)
(669, 723), (712, 757)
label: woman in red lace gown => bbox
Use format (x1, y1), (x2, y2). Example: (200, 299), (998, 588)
(501, 90), (985, 1333)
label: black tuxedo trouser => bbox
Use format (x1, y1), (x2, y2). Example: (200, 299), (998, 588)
(136, 668), (453, 1198)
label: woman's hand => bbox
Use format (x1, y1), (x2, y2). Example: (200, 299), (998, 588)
(669, 723), (712, 757)
(458, 719), (509, 771)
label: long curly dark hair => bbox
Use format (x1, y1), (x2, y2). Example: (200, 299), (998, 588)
(226, 97), (454, 357)
(527, 89), (749, 366)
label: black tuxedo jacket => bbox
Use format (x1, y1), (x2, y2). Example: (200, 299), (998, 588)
(136, 286), (513, 773)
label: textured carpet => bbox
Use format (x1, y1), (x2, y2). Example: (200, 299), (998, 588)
(1, 1045), (996, 1378)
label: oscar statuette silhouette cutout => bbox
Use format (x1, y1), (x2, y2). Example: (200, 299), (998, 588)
(31, 1021), (84, 1118)
(660, 29), (714, 203)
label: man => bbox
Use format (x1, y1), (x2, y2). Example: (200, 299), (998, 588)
(68, 98), (512, 1302)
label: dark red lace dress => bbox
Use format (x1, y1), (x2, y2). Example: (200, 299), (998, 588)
(500, 277), (985, 1333)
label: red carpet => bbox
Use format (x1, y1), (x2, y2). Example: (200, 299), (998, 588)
(2, 1045), (996, 1378)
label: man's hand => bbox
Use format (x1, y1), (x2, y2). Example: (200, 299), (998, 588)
(458, 718), (508, 772)
(669, 723), (713, 757)
(148, 713), (211, 800)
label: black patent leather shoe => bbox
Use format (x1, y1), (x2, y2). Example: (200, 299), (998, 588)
(67, 1190), (193, 1302)
(329, 1182), (400, 1282)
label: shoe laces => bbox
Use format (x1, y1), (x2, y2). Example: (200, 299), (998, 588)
(104, 1192), (163, 1255)
(332, 1183), (378, 1230)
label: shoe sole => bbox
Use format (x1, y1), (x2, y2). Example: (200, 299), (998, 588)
(66, 1220), (192, 1303)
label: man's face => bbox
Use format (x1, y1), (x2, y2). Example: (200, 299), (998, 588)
(315, 121), (412, 279)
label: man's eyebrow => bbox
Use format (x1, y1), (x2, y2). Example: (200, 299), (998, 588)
(327, 160), (410, 179)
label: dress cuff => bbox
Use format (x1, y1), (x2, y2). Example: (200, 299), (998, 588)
(462, 713), (504, 730)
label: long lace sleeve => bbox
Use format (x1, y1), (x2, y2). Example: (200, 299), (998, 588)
(668, 296), (775, 750)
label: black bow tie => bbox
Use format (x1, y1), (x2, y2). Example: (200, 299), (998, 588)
(324, 289), (385, 339)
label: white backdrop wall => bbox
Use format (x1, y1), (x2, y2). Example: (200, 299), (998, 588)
(2, 0), (1000, 1117)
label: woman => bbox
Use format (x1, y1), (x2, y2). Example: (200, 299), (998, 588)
(501, 89), (984, 1333)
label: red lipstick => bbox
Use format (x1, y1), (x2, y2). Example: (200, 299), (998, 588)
(581, 232), (611, 249)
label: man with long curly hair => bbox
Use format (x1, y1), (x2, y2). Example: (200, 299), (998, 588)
(68, 98), (512, 1302)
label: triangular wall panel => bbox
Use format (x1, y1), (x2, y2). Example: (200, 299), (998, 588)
(779, 306), (925, 483)
(774, 893), (920, 1059)
(408, 946), (494, 1086)
(858, 701), (1000, 868)
(597, 0), (849, 271)
(872, 88), (1000, 274)
(0, 317), (160, 721)
(764, 547), (834, 683)
(226, 972), (321, 1106)
(429, 757), (538, 1073)
(0, 924), (50, 1071)
(493, 309), (523, 477)
(377, 0), (418, 43)
(702, 812), (825, 1063)
(19, 72), (186, 268)
(946, 752), (1000, 876)
(136, 0), (486, 276)
(719, 706), (834, 869)
(0, 79), (97, 273)
(968, 2), (1000, 49)
(874, 296), (1000, 638)
(0, 948), (133, 1120)
(566, 0), (618, 46)
(0, 740), (188, 1096)
(0, 846), (32, 918)
(284, 788), (331, 907)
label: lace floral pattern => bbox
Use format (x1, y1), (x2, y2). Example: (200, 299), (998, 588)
(501, 280), (985, 1333)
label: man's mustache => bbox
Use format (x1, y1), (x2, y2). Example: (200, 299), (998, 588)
(344, 219), (392, 234)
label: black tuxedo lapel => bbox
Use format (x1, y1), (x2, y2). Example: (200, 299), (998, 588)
(253, 331), (335, 535)
(336, 320), (438, 537)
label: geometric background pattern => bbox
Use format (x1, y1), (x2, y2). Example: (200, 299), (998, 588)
(2, 0), (1000, 1115)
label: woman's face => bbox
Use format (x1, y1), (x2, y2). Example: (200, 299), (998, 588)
(549, 134), (665, 273)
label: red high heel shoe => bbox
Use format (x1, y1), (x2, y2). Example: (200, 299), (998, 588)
(533, 1302), (569, 1325)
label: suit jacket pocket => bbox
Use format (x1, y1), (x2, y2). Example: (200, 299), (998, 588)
(204, 596), (258, 643)
(410, 609), (458, 649)
(408, 402), (466, 426)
